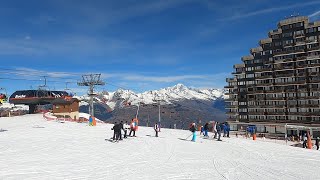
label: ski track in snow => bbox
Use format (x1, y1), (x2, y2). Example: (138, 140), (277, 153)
(1, 114), (320, 180)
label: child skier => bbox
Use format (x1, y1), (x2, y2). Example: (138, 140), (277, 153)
(190, 123), (197, 142)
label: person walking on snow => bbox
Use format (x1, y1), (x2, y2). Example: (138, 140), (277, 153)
(316, 137), (319, 150)
(154, 122), (160, 137)
(190, 123), (197, 142)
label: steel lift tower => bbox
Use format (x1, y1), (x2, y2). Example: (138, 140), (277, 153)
(77, 74), (105, 117)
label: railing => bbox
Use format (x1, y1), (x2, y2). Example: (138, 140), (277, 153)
(307, 46), (320, 51)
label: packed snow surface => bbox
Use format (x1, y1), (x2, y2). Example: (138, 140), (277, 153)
(1, 114), (320, 180)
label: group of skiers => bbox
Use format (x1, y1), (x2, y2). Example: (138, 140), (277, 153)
(111, 119), (138, 141)
(189, 122), (230, 142)
(111, 119), (161, 141)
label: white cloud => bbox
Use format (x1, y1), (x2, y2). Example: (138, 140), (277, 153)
(5, 67), (229, 93)
(309, 10), (320, 18)
(222, 1), (320, 21)
(123, 74), (207, 83)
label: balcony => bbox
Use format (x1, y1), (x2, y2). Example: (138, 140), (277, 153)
(294, 33), (305, 38)
(225, 105), (237, 109)
(259, 38), (272, 45)
(269, 29), (282, 36)
(278, 16), (308, 26)
(286, 88), (296, 92)
(309, 78), (320, 83)
(266, 112), (286, 115)
(296, 72), (306, 77)
(224, 85), (235, 89)
(266, 97), (285, 100)
(226, 111), (238, 115)
(255, 75), (273, 79)
(225, 98), (237, 102)
(241, 55), (254, 61)
(297, 88), (308, 92)
(296, 56), (307, 60)
(296, 64), (307, 68)
(274, 73), (294, 78)
(307, 46), (320, 51)
(250, 46), (263, 54)
(248, 112), (264, 115)
(307, 55), (320, 60)
(255, 68), (273, 72)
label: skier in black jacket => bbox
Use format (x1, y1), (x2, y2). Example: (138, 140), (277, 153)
(111, 122), (118, 140)
(203, 122), (209, 137)
(119, 121), (124, 140)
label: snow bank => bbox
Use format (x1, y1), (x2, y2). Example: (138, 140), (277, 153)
(0, 114), (319, 180)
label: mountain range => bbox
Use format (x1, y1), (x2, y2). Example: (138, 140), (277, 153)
(78, 84), (227, 129)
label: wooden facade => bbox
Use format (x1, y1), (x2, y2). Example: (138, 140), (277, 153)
(52, 98), (80, 120)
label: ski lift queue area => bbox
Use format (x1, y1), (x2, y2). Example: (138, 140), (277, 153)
(229, 122), (320, 139)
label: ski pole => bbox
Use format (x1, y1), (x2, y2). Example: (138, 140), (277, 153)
(185, 133), (193, 140)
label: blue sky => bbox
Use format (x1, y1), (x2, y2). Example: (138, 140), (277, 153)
(0, 0), (320, 95)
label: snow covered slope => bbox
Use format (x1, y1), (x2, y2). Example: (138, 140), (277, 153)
(1, 114), (320, 180)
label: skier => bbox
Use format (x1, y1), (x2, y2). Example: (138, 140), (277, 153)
(302, 133), (307, 148)
(154, 122), (160, 137)
(200, 126), (204, 136)
(129, 119), (136, 137)
(222, 123), (227, 137)
(119, 121), (124, 140)
(225, 122), (230, 138)
(111, 122), (120, 141)
(217, 123), (222, 141)
(189, 123), (197, 142)
(213, 122), (218, 139)
(316, 137), (319, 150)
(123, 121), (129, 139)
(203, 123), (209, 138)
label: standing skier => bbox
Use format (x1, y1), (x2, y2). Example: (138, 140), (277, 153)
(302, 133), (307, 148)
(213, 122), (218, 139)
(190, 123), (197, 142)
(119, 121), (124, 140)
(111, 122), (120, 141)
(129, 119), (136, 137)
(123, 121), (129, 139)
(154, 122), (160, 137)
(216, 123), (222, 141)
(204, 122), (209, 138)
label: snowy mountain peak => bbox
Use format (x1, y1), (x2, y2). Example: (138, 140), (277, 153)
(81, 84), (225, 110)
(170, 83), (188, 91)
